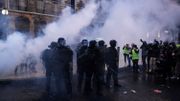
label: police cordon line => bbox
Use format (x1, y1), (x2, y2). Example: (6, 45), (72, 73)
(40, 37), (180, 100)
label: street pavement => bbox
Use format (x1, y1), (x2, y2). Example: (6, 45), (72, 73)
(0, 68), (180, 101)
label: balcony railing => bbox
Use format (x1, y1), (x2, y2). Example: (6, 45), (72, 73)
(0, 0), (63, 16)
(0, 0), (83, 16)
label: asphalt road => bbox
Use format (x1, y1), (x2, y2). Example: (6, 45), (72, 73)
(0, 69), (180, 101)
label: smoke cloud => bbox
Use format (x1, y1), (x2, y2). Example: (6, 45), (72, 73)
(92, 0), (180, 46)
(0, 0), (180, 76)
(0, 0), (98, 76)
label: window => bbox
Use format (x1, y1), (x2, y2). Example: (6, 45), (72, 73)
(51, 0), (59, 4)
(0, 0), (5, 8)
(15, 16), (30, 34)
(18, 0), (28, 11)
(36, 0), (45, 13)
(34, 19), (46, 37)
(27, 0), (36, 12)
(9, 0), (18, 10)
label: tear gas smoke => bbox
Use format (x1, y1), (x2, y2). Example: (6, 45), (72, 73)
(0, 0), (180, 77)
(0, 0), (98, 76)
(88, 0), (180, 66)
(91, 0), (180, 47)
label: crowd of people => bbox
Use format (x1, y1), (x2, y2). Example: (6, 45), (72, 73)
(122, 39), (180, 79)
(41, 37), (180, 100)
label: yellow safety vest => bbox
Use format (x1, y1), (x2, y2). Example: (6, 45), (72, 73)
(176, 44), (180, 48)
(131, 49), (139, 60)
(123, 48), (129, 54)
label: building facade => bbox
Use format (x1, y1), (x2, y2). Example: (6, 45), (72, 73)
(0, 0), (87, 39)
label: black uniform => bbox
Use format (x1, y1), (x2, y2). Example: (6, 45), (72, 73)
(105, 40), (120, 88)
(77, 45), (88, 92)
(41, 48), (53, 93)
(83, 40), (103, 95)
(163, 43), (173, 78)
(98, 42), (106, 85)
(41, 42), (57, 93)
(52, 45), (73, 99)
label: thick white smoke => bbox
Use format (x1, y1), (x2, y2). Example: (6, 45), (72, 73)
(91, 0), (180, 46)
(83, 0), (180, 67)
(0, 33), (26, 76)
(1, 0), (180, 76)
(0, 0), (98, 76)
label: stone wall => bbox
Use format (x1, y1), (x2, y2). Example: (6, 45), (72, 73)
(0, 0), (88, 39)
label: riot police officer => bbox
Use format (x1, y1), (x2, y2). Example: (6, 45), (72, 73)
(76, 39), (88, 92)
(98, 40), (106, 86)
(41, 42), (57, 94)
(105, 40), (121, 89)
(83, 40), (103, 95)
(52, 37), (73, 100)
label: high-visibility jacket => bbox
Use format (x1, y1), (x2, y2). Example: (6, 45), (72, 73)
(176, 44), (180, 48)
(131, 49), (139, 60)
(123, 47), (129, 55)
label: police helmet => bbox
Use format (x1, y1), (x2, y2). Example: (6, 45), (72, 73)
(58, 37), (66, 46)
(89, 40), (97, 48)
(98, 40), (105, 46)
(48, 41), (57, 48)
(110, 40), (117, 47)
(81, 39), (88, 46)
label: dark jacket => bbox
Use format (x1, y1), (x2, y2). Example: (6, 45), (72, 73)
(52, 46), (73, 72)
(105, 47), (119, 66)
